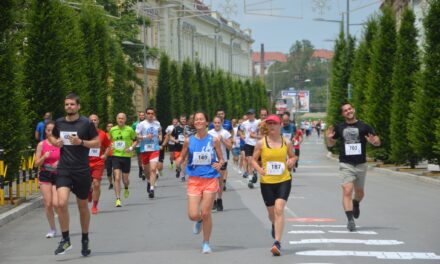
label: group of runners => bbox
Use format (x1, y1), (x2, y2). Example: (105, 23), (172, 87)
(34, 93), (380, 257)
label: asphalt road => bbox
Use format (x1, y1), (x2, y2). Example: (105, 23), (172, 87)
(1, 134), (439, 264)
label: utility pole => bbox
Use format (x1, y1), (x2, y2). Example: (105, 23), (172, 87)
(142, 0), (148, 109)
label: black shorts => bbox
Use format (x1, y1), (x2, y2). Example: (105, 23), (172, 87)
(244, 144), (255, 157)
(226, 149), (230, 160)
(220, 162), (228, 171)
(112, 156), (131, 174)
(240, 145), (245, 152)
(294, 148), (300, 157)
(39, 170), (57, 185)
(260, 179), (292, 207)
(56, 169), (91, 200)
(168, 144), (176, 152)
(105, 156), (113, 177)
(159, 149), (165, 163)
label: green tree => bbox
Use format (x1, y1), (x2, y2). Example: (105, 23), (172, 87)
(80, 3), (112, 122)
(239, 80), (249, 114)
(389, 8), (420, 166)
(197, 65), (210, 115)
(364, 6), (396, 161)
(169, 61), (184, 117)
(223, 75), (234, 116)
(156, 53), (172, 124)
(181, 60), (196, 115)
(408, 0), (440, 166)
(0, 0), (30, 179)
(350, 17), (378, 119)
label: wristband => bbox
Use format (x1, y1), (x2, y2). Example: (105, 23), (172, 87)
(129, 146), (133, 151)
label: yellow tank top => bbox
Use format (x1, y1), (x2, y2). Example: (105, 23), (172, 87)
(261, 136), (292, 184)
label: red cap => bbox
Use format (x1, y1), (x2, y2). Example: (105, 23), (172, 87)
(265, 114), (281, 124)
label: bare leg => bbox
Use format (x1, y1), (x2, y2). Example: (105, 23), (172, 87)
(77, 198), (90, 233)
(57, 187), (71, 233)
(114, 169), (122, 198)
(41, 184), (56, 230)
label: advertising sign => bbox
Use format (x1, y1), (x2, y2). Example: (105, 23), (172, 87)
(280, 89), (310, 113)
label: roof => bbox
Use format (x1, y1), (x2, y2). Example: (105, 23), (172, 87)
(312, 49), (334, 60)
(252, 52), (287, 63)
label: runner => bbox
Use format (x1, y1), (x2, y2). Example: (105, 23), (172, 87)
(175, 111), (224, 254)
(165, 118), (178, 169)
(208, 116), (232, 212)
(292, 126), (304, 172)
(171, 115), (187, 181)
(251, 115), (296, 256)
(280, 112), (296, 173)
(238, 115), (248, 176)
(105, 122), (114, 189)
(48, 93), (99, 256)
(326, 102), (381, 232)
(88, 115), (111, 215)
(132, 111), (146, 180)
(136, 107), (162, 199)
(231, 119), (241, 171)
(109, 113), (137, 207)
(240, 109), (260, 189)
(34, 121), (60, 238)
(35, 112), (52, 142)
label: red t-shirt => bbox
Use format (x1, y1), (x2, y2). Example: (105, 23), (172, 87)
(294, 129), (303, 150)
(89, 129), (111, 168)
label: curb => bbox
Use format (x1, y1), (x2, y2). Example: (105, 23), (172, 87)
(0, 195), (43, 228)
(326, 152), (440, 186)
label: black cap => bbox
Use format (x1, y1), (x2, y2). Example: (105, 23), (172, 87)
(247, 109), (256, 114)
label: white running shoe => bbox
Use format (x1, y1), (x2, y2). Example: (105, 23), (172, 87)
(46, 229), (56, 238)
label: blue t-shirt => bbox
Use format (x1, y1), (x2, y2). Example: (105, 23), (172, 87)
(186, 134), (220, 179)
(208, 119), (232, 131)
(237, 124), (245, 147)
(281, 123), (296, 140)
(36, 121), (46, 141)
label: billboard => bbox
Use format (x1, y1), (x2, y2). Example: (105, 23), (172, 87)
(280, 89), (310, 113)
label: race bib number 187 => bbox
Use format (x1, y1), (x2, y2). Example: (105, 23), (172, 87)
(267, 162), (285, 175)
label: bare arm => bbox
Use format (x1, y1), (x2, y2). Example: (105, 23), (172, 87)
(285, 139), (297, 169)
(251, 140), (265, 175)
(326, 126), (336, 147)
(175, 137), (190, 167)
(34, 142), (46, 167)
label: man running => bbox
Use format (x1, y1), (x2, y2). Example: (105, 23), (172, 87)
(132, 111), (146, 179)
(136, 107), (162, 198)
(240, 109), (260, 189)
(49, 93), (99, 256)
(326, 102), (380, 232)
(208, 116), (232, 211)
(109, 113), (137, 207)
(171, 115), (187, 181)
(165, 118), (178, 169)
(35, 112), (52, 142)
(88, 115), (111, 215)
(105, 122), (114, 189)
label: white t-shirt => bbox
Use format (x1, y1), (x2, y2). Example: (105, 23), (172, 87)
(208, 128), (231, 161)
(240, 119), (260, 146)
(165, 125), (175, 145)
(135, 120), (161, 152)
(232, 126), (240, 148)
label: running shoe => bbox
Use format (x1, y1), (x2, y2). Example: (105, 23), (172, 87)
(242, 172), (248, 178)
(46, 229), (56, 238)
(124, 188), (129, 199)
(353, 199), (360, 219)
(115, 198), (122, 207)
(176, 169), (181, 178)
(108, 183), (113, 190)
(212, 200), (217, 211)
(238, 169), (242, 174)
(347, 219), (356, 232)
(216, 199), (223, 211)
(193, 220), (203, 234)
(248, 181), (254, 189)
(202, 242), (212, 254)
(181, 176), (186, 182)
(91, 206), (98, 215)
(271, 241), (281, 256)
(271, 224), (275, 239)
(149, 189), (155, 199)
(81, 239), (91, 257)
(168, 163), (173, 169)
(147, 182), (151, 193)
(54, 238), (72, 255)
(251, 174), (258, 184)
(223, 184), (227, 191)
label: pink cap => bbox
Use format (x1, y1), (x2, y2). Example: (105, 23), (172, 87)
(265, 114), (281, 124)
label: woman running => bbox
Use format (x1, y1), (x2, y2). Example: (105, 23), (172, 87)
(251, 115), (296, 256)
(175, 112), (224, 254)
(34, 121), (60, 238)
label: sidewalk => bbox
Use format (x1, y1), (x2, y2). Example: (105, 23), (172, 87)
(326, 152), (440, 186)
(0, 193), (43, 227)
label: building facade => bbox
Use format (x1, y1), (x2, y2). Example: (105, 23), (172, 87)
(132, 0), (254, 112)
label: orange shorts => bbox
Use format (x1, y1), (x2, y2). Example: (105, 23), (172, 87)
(141, 151), (160, 165)
(90, 166), (104, 181)
(187, 176), (220, 196)
(174, 151), (181, 159)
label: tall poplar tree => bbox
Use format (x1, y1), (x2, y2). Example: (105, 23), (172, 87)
(389, 8), (420, 166)
(169, 61), (184, 117)
(156, 53), (172, 124)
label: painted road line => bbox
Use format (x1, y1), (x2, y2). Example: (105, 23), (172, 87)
(296, 250), (440, 260)
(287, 217), (336, 222)
(288, 230), (325, 234)
(292, 224), (361, 228)
(289, 239), (404, 245)
(328, 230), (377, 235)
(287, 230), (377, 235)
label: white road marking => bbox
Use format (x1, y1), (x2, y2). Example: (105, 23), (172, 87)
(292, 224), (361, 228)
(284, 206), (299, 218)
(287, 230), (377, 235)
(289, 230), (325, 234)
(296, 250), (440, 260)
(289, 239), (404, 245)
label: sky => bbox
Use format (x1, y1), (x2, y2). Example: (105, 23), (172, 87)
(206, 0), (382, 53)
